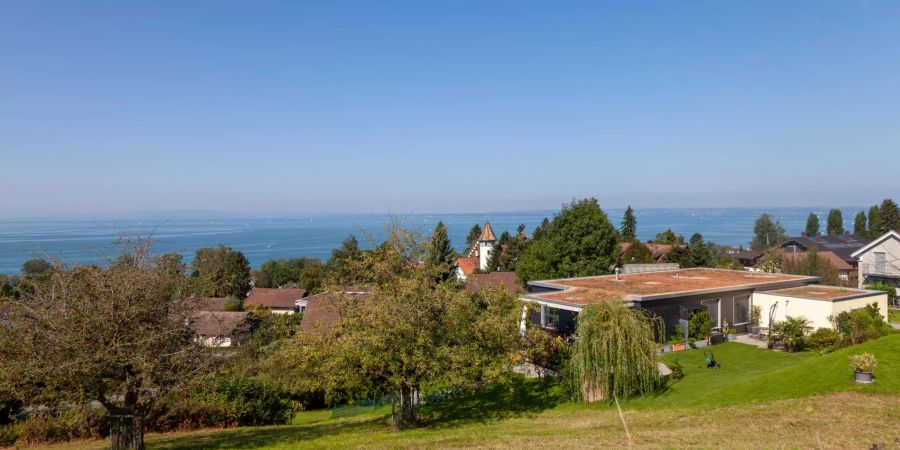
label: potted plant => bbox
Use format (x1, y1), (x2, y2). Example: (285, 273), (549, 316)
(670, 325), (685, 352)
(727, 327), (738, 341)
(850, 352), (877, 384)
(749, 305), (762, 335)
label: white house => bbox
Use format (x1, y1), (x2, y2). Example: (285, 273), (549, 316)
(851, 230), (900, 290)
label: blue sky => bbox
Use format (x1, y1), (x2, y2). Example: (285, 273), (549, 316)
(2, 1), (899, 217)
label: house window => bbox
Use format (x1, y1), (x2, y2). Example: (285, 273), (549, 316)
(701, 298), (720, 329)
(874, 252), (886, 274)
(733, 295), (750, 325)
(542, 305), (560, 330)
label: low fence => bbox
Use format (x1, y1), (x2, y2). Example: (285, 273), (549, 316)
(331, 395), (393, 419)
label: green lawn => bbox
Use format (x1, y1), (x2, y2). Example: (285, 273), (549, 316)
(39, 334), (900, 449)
(889, 307), (900, 323)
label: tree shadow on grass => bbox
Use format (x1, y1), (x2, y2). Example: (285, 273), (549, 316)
(421, 375), (563, 429)
(148, 415), (388, 449)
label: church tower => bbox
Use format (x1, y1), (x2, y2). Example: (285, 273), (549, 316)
(477, 222), (497, 271)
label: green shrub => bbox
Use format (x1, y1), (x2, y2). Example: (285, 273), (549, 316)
(687, 310), (713, 341)
(769, 316), (812, 352)
(148, 375), (296, 431)
(806, 328), (841, 354)
(866, 282), (897, 305)
(832, 303), (890, 346)
(669, 361), (684, 380)
(4, 406), (108, 445)
(223, 297), (244, 311)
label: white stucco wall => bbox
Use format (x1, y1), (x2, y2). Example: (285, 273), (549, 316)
(753, 291), (888, 330)
(857, 233), (900, 288)
(478, 241), (493, 271)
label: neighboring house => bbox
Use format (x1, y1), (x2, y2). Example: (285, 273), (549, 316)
(244, 287), (308, 314)
(781, 250), (854, 281)
(754, 285), (887, 330)
(299, 290), (369, 334)
(465, 271), (520, 296)
(779, 233), (870, 270)
(190, 311), (256, 347)
(456, 222), (497, 280)
(620, 242), (673, 264)
(723, 248), (764, 267)
(522, 268), (823, 336)
(852, 230), (900, 289)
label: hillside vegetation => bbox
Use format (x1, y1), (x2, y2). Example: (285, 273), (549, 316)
(38, 334), (900, 449)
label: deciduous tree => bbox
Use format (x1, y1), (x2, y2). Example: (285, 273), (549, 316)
(654, 228), (684, 245)
(0, 245), (208, 449)
(20, 258), (51, 276)
(265, 223), (521, 429)
(192, 245), (252, 299)
(516, 198), (619, 283)
(750, 213), (787, 251)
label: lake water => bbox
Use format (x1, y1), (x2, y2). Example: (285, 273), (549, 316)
(0, 207), (865, 274)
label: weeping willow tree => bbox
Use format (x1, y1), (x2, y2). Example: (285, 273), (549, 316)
(569, 302), (663, 402)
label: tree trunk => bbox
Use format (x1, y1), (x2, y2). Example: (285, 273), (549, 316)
(110, 414), (144, 450)
(393, 384), (419, 429)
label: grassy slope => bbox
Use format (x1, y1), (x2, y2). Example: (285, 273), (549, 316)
(38, 335), (900, 449)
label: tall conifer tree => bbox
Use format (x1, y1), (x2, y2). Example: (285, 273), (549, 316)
(620, 206), (637, 242)
(853, 211), (867, 237)
(826, 209), (844, 236)
(804, 213), (819, 236)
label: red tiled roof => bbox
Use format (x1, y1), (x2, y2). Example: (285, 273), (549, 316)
(185, 296), (228, 312)
(457, 257), (479, 276)
(299, 291), (369, 334)
(478, 222), (496, 242)
(466, 272), (520, 296)
(245, 288), (307, 309)
(190, 311), (253, 337)
(781, 250), (853, 271)
(619, 242), (674, 263)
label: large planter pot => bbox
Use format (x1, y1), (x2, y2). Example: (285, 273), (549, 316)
(692, 340), (708, 349)
(671, 343), (685, 352)
(854, 370), (874, 384)
(662, 344), (672, 353)
(727, 333), (737, 341)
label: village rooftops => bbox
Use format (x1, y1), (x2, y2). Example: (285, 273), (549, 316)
(526, 268), (817, 307)
(761, 285), (883, 302)
(245, 287), (307, 309)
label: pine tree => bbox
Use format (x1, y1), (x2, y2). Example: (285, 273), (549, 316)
(620, 206), (637, 242)
(879, 198), (900, 233)
(826, 209), (844, 236)
(464, 224), (482, 255)
(868, 205), (882, 239)
(853, 211), (867, 237)
(804, 213), (819, 236)
(688, 234), (711, 267)
(485, 233), (505, 272)
(426, 221), (456, 282)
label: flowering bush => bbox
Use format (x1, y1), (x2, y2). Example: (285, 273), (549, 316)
(850, 352), (877, 373)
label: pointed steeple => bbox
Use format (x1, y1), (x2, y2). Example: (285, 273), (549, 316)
(478, 222), (496, 242)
